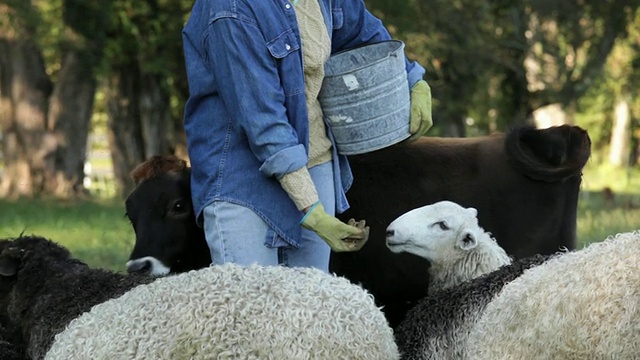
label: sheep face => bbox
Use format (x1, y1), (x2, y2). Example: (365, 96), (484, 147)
(0, 236), (77, 322)
(0, 236), (72, 277)
(385, 201), (481, 264)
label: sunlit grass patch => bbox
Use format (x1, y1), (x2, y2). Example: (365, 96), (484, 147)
(577, 163), (640, 248)
(0, 198), (134, 272)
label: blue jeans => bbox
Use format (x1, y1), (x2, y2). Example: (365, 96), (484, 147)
(203, 161), (334, 272)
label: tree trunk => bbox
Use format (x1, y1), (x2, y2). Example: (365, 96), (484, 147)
(631, 115), (639, 166)
(139, 73), (171, 157)
(608, 97), (631, 167)
(0, 38), (55, 198)
(45, 50), (96, 198)
(106, 61), (146, 198)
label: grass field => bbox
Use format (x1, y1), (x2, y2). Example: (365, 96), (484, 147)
(0, 199), (134, 272)
(575, 162), (640, 247)
(0, 164), (638, 272)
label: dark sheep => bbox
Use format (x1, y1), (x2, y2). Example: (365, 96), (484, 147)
(0, 323), (27, 360)
(395, 254), (553, 360)
(0, 267), (27, 360)
(0, 236), (153, 360)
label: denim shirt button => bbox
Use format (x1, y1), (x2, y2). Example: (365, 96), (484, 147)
(285, 44), (291, 50)
(285, 3), (291, 9)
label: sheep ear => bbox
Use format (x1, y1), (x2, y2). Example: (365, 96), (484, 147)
(0, 257), (18, 277)
(466, 207), (478, 218)
(457, 233), (478, 251)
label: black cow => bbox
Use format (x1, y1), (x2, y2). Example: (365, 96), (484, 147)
(332, 124), (590, 326)
(125, 124), (591, 327)
(125, 157), (210, 276)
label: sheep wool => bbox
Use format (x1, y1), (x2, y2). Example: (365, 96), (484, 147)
(46, 263), (399, 360)
(0, 323), (27, 360)
(394, 254), (551, 360)
(466, 230), (640, 360)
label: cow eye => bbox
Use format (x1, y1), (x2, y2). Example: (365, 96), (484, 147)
(170, 200), (189, 215)
(435, 221), (449, 230)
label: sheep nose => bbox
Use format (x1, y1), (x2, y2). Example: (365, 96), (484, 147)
(386, 229), (395, 238)
(127, 259), (151, 274)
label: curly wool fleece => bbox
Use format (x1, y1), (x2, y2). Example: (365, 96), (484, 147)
(466, 230), (640, 360)
(45, 263), (398, 360)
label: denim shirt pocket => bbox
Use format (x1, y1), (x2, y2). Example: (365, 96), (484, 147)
(266, 29), (300, 58)
(266, 30), (304, 97)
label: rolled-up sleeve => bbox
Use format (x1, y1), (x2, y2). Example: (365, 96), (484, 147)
(205, 16), (307, 178)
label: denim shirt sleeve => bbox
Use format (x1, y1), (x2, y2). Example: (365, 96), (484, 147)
(204, 16), (308, 179)
(330, 0), (425, 87)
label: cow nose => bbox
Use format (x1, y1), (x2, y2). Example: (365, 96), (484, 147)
(127, 259), (151, 274)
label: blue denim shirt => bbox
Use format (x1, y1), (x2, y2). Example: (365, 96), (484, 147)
(182, 0), (425, 247)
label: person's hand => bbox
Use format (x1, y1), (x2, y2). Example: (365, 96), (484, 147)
(301, 202), (369, 252)
(407, 80), (433, 141)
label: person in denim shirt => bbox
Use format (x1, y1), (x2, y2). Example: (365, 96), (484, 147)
(182, 0), (432, 272)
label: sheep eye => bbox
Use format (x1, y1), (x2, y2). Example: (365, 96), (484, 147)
(436, 221), (449, 230)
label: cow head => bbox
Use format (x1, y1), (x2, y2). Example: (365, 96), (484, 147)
(125, 156), (211, 276)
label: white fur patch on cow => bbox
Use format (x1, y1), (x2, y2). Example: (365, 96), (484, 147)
(126, 257), (171, 277)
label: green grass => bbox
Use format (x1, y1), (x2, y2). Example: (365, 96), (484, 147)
(580, 161), (640, 194)
(577, 163), (640, 247)
(0, 198), (134, 272)
(0, 163), (637, 272)
(576, 191), (640, 247)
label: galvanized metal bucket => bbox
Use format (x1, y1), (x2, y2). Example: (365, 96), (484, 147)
(319, 40), (410, 155)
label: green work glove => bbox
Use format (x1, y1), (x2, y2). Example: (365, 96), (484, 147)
(301, 202), (370, 252)
(408, 79), (433, 141)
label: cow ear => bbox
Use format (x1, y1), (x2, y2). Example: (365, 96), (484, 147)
(457, 232), (478, 251)
(466, 207), (478, 218)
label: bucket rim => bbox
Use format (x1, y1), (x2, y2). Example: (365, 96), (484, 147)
(325, 40), (405, 77)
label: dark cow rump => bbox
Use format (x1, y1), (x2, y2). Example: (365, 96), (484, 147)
(505, 124), (591, 182)
(334, 125), (590, 327)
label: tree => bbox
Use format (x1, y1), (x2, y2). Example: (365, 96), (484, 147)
(365, 0), (640, 135)
(576, 6), (640, 167)
(0, 0), (106, 198)
(0, 2), (54, 197)
(0, 0), (191, 198)
(45, 0), (107, 196)
(101, 0), (191, 197)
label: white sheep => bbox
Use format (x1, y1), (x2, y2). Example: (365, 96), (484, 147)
(385, 200), (553, 360)
(46, 263), (399, 360)
(386, 200), (512, 294)
(466, 230), (640, 359)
